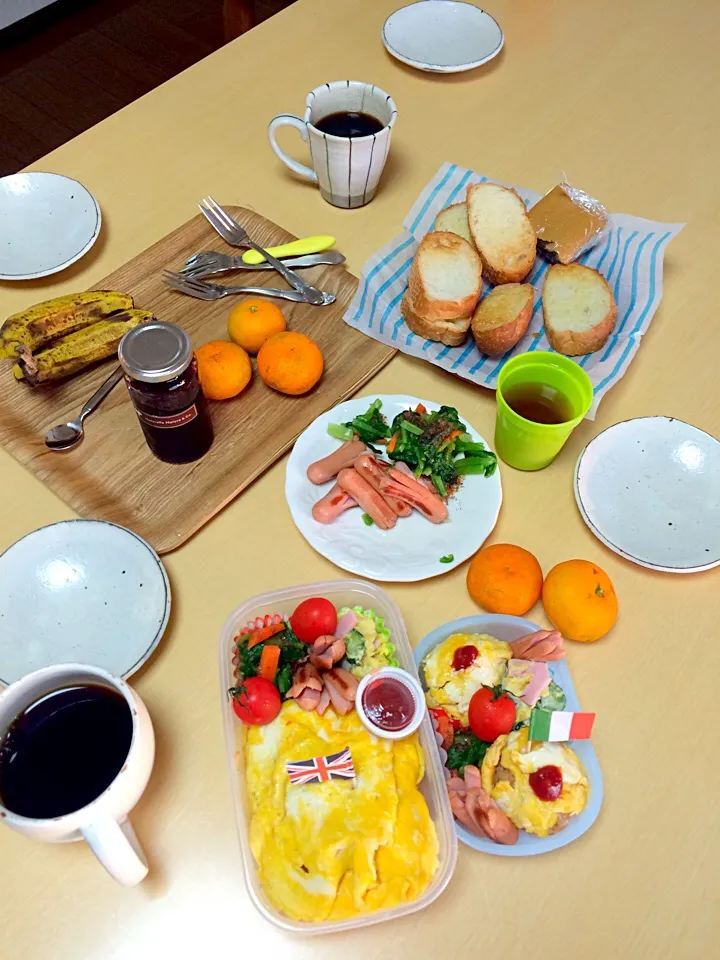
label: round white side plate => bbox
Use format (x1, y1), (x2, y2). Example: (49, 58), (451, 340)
(575, 417), (720, 573)
(383, 1), (504, 74)
(285, 395), (502, 582)
(0, 172), (102, 280)
(0, 520), (171, 686)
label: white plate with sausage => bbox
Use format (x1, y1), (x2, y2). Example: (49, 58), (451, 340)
(285, 395), (503, 582)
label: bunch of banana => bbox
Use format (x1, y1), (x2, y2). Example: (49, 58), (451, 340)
(0, 291), (154, 386)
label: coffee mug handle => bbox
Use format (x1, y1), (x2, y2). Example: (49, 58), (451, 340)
(82, 816), (148, 886)
(268, 114), (318, 183)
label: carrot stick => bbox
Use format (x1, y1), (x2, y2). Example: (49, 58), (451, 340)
(258, 644), (281, 682)
(445, 429), (463, 443)
(386, 432), (399, 454)
(415, 403), (427, 415)
(247, 622), (284, 649)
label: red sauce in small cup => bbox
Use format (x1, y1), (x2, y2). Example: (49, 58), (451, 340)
(361, 677), (416, 732)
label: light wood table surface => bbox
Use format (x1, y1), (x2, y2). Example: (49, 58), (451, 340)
(1, 1), (718, 957)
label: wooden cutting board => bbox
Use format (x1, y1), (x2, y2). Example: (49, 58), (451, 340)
(0, 208), (395, 553)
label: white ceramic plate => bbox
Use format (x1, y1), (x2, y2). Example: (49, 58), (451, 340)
(0, 520), (171, 686)
(285, 395), (502, 582)
(383, 1), (504, 74)
(415, 615), (603, 856)
(0, 172), (102, 280)
(575, 417), (720, 573)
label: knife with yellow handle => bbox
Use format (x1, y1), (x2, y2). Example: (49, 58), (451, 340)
(241, 235), (335, 264)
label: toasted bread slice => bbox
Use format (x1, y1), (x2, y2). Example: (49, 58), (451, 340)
(407, 231), (482, 321)
(471, 283), (534, 356)
(401, 292), (470, 347)
(467, 183), (537, 284)
(434, 203), (475, 247)
(542, 264), (617, 356)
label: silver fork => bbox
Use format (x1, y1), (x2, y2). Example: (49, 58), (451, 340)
(199, 196), (331, 306)
(162, 271), (324, 303)
(180, 250), (345, 280)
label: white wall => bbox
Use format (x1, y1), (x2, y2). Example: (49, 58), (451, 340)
(0, 0), (59, 30)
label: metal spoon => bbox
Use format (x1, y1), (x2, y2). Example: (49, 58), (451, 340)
(44, 366), (124, 451)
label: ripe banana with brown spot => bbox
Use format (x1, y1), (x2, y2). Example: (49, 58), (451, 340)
(0, 291), (133, 359)
(12, 310), (154, 385)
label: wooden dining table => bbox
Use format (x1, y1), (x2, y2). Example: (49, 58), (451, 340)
(1, 1), (718, 957)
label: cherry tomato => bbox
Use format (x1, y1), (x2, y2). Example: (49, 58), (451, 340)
(529, 765), (563, 801)
(468, 687), (516, 742)
(452, 645), (478, 671)
(230, 677), (281, 725)
(290, 597), (337, 644)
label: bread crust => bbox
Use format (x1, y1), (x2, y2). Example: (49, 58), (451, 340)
(406, 231), (482, 321)
(542, 264), (617, 356)
(468, 183), (537, 284)
(401, 292), (470, 347)
(471, 283), (533, 356)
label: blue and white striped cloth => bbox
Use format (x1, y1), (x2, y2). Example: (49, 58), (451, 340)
(344, 162), (684, 417)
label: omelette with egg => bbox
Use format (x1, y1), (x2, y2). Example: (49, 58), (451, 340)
(423, 632), (511, 725)
(481, 728), (589, 837)
(245, 701), (438, 922)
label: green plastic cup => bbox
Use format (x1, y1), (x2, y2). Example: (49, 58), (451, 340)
(495, 353), (594, 470)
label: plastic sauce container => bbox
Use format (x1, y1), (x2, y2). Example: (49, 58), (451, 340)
(217, 579), (457, 935)
(356, 666), (425, 740)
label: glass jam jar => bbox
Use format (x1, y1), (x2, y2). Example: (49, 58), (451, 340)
(118, 322), (214, 464)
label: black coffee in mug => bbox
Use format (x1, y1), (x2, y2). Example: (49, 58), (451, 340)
(314, 111), (384, 138)
(0, 684), (133, 819)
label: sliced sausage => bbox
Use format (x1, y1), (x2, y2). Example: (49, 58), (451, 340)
(392, 460), (439, 495)
(510, 630), (565, 661)
(322, 674), (354, 715)
(353, 455), (413, 518)
(312, 483), (357, 523)
(315, 685), (331, 716)
(309, 635), (346, 670)
(287, 662), (322, 699)
(296, 687), (322, 712)
(307, 440), (367, 484)
(324, 667), (358, 701)
(379, 470), (449, 523)
(336, 468), (397, 530)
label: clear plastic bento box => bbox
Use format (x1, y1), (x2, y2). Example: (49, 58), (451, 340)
(218, 579), (457, 935)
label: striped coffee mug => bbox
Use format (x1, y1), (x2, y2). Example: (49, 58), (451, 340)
(269, 81), (397, 209)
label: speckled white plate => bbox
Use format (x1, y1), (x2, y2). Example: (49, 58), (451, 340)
(0, 172), (101, 280)
(575, 417), (720, 573)
(0, 520), (171, 686)
(285, 395), (502, 582)
(382, 1), (504, 74)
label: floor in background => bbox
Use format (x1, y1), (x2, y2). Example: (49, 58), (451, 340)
(0, 0), (291, 176)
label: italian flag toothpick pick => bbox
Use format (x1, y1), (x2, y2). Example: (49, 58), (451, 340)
(529, 709), (595, 742)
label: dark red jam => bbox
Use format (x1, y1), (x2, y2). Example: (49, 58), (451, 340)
(529, 765), (563, 801)
(125, 358), (213, 464)
(452, 645), (478, 671)
(361, 677), (415, 732)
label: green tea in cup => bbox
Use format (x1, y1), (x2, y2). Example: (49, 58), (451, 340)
(495, 353), (593, 470)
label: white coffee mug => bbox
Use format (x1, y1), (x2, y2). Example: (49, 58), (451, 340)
(0, 663), (154, 886)
(269, 80), (398, 209)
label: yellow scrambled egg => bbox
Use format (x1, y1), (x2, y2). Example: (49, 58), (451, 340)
(422, 632), (511, 725)
(245, 701), (439, 922)
(481, 728), (589, 838)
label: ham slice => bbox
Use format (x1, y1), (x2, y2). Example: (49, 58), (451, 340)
(505, 659), (551, 706)
(334, 610), (358, 639)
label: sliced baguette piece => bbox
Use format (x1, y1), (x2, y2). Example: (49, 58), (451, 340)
(467, 183), (537, 284)
(434, 202), (475, 247)
(401, 292), (470, 347)
(406, 231), (482, 322)
(471, 283), (534, 356)
(542, 264), (617, 356)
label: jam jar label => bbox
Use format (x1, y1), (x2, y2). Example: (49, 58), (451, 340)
(137, 405), (199, 430)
